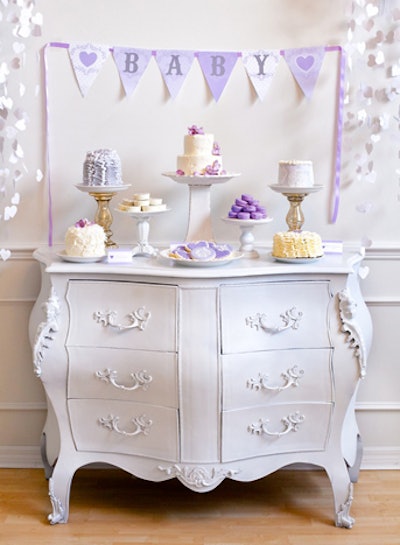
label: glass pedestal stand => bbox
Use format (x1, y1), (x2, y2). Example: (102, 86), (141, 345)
(117, 209), (171, 257)
(269, 185), (323, 231)
(162, 173), (240, 241)
(222, 217), (273, 258)
(75, 184), (130, 247)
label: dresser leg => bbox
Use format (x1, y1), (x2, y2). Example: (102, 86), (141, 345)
(40, 433), (55, 480)
(47, 464), (75, 524)
(326, 462), (355, 528)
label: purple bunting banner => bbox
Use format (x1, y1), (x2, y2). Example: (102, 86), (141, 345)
(283, 47), (326, 99)
(43, 41), (345, 249)
(68, 43), (110, 97)
(196, 51), (240, 101)
(113, 47), (153, 96)
(242, 49), (280, 101)
(155, 50), (195, 99)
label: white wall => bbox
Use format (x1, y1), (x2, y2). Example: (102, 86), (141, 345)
(1, 0), (399, 468)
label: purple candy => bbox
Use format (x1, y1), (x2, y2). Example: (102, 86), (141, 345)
(235, 198), (247, 207)
(231, 204), (242, 213)
(228, 211), (238, 218)
(237, 212), (251, 220)
(244, 205), (256, 213)
(241, 193), (254, 203)
(250, 212), (264, 220)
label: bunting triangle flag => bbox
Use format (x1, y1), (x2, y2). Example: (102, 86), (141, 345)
(155, 50), (195, 99)
(241, 49), (280, 101)
(196, 51), (239, 101)
(283, 46), (326, 99)
(68, 43), (110, 97)
(113, 47), (153, 96)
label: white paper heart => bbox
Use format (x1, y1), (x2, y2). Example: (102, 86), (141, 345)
(11, 192), (20, 205)
(366, 4), (379, 17)
(358, 266), (370, 280)
(4, 205), (17, 220)
(0, 248), (11, 261)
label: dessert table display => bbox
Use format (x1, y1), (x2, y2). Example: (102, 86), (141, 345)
(30, 247), (372, 528)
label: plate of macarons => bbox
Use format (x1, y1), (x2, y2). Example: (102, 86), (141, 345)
(160, 241), (242, 267)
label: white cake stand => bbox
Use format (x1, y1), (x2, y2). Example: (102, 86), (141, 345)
(222, 217), (273, 258)
(269, 184), (323, 231)
(75, 184), (130, 247)
(116, 208), (171, 257)
(162, 172), (240, 241)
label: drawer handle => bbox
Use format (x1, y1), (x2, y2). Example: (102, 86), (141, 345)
(98, 413), (152, 437)
(245, 306), (303, 334)
(248, 411), (305, 437)
(95, 368), (153, 391)
(247, 365), (304, 392)
(93, 307), (151, 332)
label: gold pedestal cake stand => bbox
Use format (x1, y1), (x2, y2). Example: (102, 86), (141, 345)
(269, 184), (323, 231)
(75, 184), (130, 247)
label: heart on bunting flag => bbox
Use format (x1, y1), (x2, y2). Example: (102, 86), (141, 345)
(283, 47), (326, 99)
(68, 43), (110, 97)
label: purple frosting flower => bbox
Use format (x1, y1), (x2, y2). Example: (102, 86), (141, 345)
(212, 142), (221, 155)
(75, 218), (93, 228)
(188, 125), (204, 135)
(176, 169), (185, 176)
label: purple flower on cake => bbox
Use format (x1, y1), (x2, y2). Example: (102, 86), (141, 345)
(205, 160), (222, 176)
(74, 218), (94, 228)
(176, 169), (185, 176)
(187, 125), (204, 135)
(212, 142), (221, 156)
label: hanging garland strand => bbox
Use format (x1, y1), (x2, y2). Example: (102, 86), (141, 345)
(0, 0), (43, 261)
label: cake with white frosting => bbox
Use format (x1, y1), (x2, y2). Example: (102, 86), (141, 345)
(272, 230), (323, 259)
(83, 149), (123, 186)
(65, 219), (106, 257)
(176, 125), (223, 176)
(278, 160), (314, 188)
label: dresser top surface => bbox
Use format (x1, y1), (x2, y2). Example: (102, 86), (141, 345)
(34, 246), (364, 280)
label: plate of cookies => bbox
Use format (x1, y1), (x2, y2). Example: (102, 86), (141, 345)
(160, 241), (242, 267)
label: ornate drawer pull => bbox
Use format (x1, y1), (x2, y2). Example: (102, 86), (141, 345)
(247, 365), (304, 392)
(246, 306), (303, 334)
(98, 413), (152, 437)
(248, 411), (305, 437)
(93, 307), (151, 332)
(95, 368), (153, 391)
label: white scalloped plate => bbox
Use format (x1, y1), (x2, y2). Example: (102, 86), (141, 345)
(159, 249), (243, 267)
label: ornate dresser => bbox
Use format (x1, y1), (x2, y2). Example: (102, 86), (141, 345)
(29, 248), (372, 527)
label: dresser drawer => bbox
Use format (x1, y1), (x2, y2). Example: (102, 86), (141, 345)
(66, 281), (177, 351)
(220, 281), (331, 353)
(222, 348), (333, 410)
(222, 402), (332, 462)
(68, 399), (179, 461)
(67, 347), (178, 407)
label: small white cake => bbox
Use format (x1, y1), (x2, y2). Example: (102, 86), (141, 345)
(83, 149), (123, 186)
(65, 219), (106, 257)
(278, 160), (314, 188)
(272, 230), (323, 259)
(176, 125), (223, 176)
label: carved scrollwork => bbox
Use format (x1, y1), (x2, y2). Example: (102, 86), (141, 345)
(338, 289), (367, 378)
(95, 368), (153, 391)
(247, 365), (305, 392)
(93, 306), (150, 332)
(158, 464), (239, 489)
(246, 306), (303, 335)
(336, 483), (355, 528)
(98, 413), (152, 437)
(248, 411), (305, 437)
(33, 287), (60, 377)
(48, 477), (66, 525)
